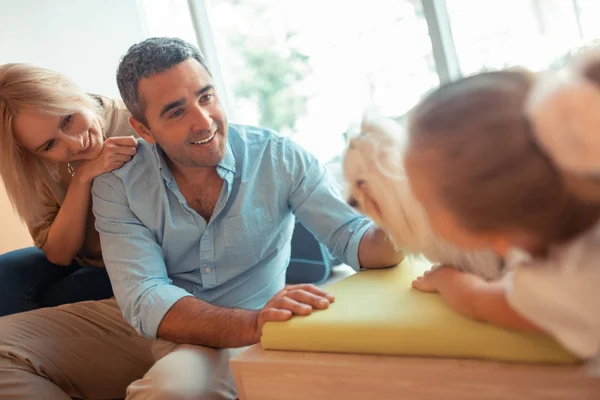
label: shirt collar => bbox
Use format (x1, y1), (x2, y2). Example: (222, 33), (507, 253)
(152, 139), (237, 184)
(219, 141), (236, 174)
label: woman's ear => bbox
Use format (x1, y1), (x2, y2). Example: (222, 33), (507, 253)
(129, 116), (155, 144)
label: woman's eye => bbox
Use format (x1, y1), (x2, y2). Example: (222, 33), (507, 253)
(60, 114), (74, 130)
(44, 139), (55, 152)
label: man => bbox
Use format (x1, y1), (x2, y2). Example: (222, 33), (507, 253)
(94, 36), (401, 399)
(0, 37), (401, 400)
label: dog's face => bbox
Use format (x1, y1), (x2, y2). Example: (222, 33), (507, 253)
(342, 116), (505, 279)
(343, 117), (405, 219)
(342, 117), (434, 252)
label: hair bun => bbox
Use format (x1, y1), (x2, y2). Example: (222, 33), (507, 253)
(526, 46), (600, 176)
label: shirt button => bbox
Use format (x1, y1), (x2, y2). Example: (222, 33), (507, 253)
(205, 267), (212, 273)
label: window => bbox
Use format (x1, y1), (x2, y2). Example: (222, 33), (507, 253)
(137, 0), (197, 45)
(445, 0), (600, 74)
(140, 0), (600, 162)
(207, 0), (437, 162)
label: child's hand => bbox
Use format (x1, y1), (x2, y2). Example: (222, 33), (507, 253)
(411, 265), (457, 293)
(412, 267), (542, 333)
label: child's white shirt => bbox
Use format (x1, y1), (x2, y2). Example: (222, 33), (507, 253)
(504, 225), (600, 359)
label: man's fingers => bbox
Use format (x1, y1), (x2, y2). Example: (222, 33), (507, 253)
(285, 284), (335, 302)
(276, 296), (314, 315)
(285, 289), (331, 310)
(260, 284), (336, 330)
(261, 308), (293, 322)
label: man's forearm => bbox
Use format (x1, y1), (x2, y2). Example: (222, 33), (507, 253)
(157, 296), (260, 348)
(358, 226), (404, 269)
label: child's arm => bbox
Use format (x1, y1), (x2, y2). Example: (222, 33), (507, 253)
(412, 266), (541, 332)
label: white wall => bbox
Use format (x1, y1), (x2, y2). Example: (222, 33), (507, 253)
(0, 0), (148, 252)
(0, 0), (147, 96)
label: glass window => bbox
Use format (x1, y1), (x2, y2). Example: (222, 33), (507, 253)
(578, 0), (600, 40)
(445, 0), (600, 74)
(208, 0), (438, 162)
(138, 0), (197, 45)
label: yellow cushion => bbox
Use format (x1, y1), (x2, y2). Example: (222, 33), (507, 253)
(261, 259), (579, 364)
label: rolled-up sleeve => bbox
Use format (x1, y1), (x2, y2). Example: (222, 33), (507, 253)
(279, 138), (373, 270)
(92, 173), (192, 338)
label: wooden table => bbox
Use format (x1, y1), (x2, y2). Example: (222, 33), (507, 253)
(231, 344), (600, 400)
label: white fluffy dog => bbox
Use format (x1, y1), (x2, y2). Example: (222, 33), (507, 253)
(342, 115), (504, 281)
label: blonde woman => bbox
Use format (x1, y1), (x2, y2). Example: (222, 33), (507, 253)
(0, 63), (138, 316)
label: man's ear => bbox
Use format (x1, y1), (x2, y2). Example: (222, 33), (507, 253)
(129, 116), (155, 144)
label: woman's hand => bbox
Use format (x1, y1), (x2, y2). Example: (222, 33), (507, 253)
(76, 136), (138, 183)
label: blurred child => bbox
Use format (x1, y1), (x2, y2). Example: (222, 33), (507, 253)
(403, 50), (600, 359)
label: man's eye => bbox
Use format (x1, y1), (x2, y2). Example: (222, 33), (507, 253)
(200, 93), (213, 103)
(170, 109), (184, 118)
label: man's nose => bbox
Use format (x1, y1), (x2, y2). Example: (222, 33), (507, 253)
(190, 104), (212, 131)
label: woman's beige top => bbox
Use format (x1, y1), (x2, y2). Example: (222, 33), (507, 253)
(27, 96), (137, 268)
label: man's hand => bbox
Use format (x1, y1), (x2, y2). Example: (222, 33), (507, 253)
(253, 284), (335, 342)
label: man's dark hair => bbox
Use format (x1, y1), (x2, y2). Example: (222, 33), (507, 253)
(116, 37), (211, 125)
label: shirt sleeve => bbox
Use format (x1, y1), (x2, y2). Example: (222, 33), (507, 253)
(92, 173), (193, 338)
(505, 237), (600, 359)
(277, 137), (373, 271)
(26, 182), (59, 249)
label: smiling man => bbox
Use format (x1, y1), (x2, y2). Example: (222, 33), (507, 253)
(86, 37), (402, 399)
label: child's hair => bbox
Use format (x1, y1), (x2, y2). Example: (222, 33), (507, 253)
(406, 50), (600, 249)
(0, 63), (101, 224)
(343, 117), (504, 281)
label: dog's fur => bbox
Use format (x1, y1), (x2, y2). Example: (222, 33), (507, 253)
(343, 116), (504, 281)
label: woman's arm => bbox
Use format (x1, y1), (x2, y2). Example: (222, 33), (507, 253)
(41, 136), (138, 265)
(41, 174), (94, 265)
(412, 266), (541, 332)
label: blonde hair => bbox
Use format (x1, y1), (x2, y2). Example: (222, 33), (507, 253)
(407, 62), (600, 249)
(0, 63), (101, 224)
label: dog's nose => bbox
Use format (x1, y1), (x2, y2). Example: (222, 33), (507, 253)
(347, 197), (359, 208)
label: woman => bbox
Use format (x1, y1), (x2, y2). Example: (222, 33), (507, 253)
(0, 63), (138, 316)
